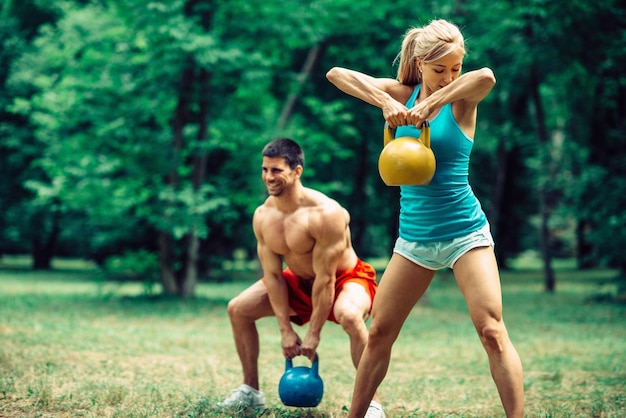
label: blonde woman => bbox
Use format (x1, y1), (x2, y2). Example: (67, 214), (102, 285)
(327, 19), (524, 418)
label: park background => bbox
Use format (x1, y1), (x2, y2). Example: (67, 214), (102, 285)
(1, 0), (625, 417)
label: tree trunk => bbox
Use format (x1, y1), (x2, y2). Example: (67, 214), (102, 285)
(274, 42), (326, 132)
(529, 69), (556, 292)
(538, 195), (554, 291)
(575, 219), (595, 269)
(489, 136), (509, 268)
(31, 209), (60, 270)
(159, 232), (178, 294)
(349, 128), (370, 253)
(181, 67), (211, 298)
(177, 0), (215, 297)
(160, 58), (195, 296)
(183, 234), (199, 297)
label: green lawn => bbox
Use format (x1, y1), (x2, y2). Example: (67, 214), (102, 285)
(0, 257), (624, 417)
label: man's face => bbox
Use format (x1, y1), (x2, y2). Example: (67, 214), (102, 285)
(261, 156), (300, 196)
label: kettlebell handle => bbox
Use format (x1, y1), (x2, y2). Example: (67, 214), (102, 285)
(284, 352), (320, 377)
(383, 120), (430, 148)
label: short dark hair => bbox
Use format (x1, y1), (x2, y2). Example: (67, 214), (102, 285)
(262, 138), (304, 169)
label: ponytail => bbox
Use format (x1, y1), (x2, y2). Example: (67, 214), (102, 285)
(394, 20), (466, 86)
(395, 28), (422, 86)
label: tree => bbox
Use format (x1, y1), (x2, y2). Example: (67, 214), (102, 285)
(0, 0), (71, 267)
(564, 1), (626, 286)
(4, 0), (624, 299)
(7, 1), (230, 291)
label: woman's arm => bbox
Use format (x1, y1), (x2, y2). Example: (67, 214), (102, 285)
(408, 68), (496, 135)
(326, 67), (414, 128)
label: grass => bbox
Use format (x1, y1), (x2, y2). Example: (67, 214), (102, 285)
(0, 256), (625, 417)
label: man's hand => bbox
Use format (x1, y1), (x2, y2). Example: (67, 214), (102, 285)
(301, 332), (321, 361)
(281, 329), (302, 359)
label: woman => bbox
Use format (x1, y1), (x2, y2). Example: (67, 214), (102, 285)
(326, 19), (524, 418)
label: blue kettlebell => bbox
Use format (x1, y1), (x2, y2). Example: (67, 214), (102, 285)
(278, 353), (324, 407)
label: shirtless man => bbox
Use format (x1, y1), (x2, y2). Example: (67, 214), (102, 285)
(216, 138), (384, 417)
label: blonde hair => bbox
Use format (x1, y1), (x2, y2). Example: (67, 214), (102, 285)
(395, 19), (466, 85)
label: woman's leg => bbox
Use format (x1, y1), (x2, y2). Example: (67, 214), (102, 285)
(453, 247), (524, 418)
(333, 281), (381, 404)
(348, 254), (435, 418)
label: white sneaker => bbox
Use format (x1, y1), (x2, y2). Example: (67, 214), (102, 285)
(365, 400), (385, 418)
(216, 384), (266, 409)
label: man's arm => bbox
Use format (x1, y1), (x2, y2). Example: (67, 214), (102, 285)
(300, 205), (347, 360)
(253, 209), (302, 358)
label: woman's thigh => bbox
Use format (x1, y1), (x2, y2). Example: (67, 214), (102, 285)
(369, 253), (436, 338)
(453, 246), (503, 325)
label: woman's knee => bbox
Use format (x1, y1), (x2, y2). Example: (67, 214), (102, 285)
(366, 319), (401, 349)
(477, 318), (508, 353)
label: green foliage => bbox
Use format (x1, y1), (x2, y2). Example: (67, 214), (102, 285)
(4, 1), (256, 269)
(1, 0), (625, 293)
(103, 249), (159, 279)
(575, 167), (626, 271)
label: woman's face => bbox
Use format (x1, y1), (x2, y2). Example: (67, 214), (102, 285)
(420, 50), (464, 93)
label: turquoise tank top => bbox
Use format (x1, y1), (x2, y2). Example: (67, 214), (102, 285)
(394, 86), (486, 242)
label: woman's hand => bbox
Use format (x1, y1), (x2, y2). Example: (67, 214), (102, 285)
(407, 100), (434, 129)
(382, 100), (409, 129)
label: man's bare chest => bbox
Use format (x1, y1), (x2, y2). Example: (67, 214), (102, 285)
(264, 214), (315, 256)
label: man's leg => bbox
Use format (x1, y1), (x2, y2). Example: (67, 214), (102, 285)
(333, 282), (372, 370)
(226, 280), (275, 389)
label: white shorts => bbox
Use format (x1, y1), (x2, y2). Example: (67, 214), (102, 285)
(393, 223), (494, 270)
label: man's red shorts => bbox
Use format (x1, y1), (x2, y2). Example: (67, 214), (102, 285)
(270, 258), (377, 325)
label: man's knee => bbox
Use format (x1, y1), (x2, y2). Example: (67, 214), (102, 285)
(335, 307), (367, 334)
(227, 294), (246, 319)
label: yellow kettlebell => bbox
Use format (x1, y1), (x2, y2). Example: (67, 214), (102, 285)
(378, 121), (436, 186)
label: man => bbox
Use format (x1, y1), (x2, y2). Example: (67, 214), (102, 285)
(217, 138), (384, 417)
